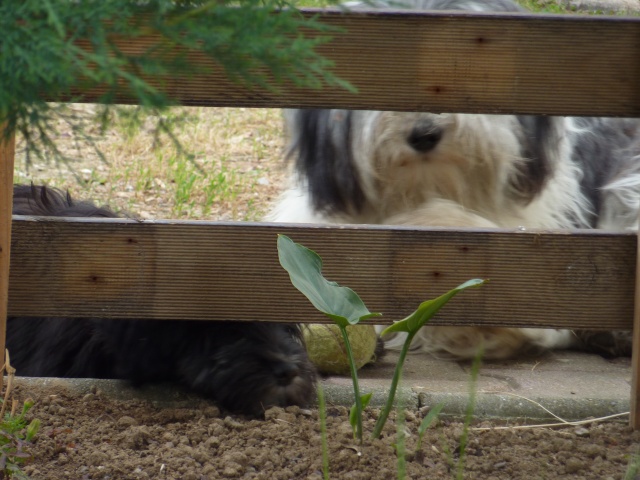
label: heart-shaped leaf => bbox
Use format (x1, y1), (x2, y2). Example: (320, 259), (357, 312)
(277, 235), (382, 327)
(380, 279), (487, 336)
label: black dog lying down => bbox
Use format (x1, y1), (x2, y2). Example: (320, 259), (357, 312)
(9, 184), (317, 416)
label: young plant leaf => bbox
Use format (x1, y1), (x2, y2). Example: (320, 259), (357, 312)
(25, 419), (41, 443)
(380, 279), (487, 336)
(349, 392), (373, 439)
(277, 235), (382, 327)
(416, 402), (444, 451)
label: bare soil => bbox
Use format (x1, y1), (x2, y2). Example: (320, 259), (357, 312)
(11, 382), (638, 480)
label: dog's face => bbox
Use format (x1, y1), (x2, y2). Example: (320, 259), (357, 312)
(182, 323), (317, 417)
(273, 0), (592, 231)
(284, 109), (571, 228)
(353, 112), (527, 216)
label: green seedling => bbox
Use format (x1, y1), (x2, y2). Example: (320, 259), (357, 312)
(277, 234), (381, 443)
(454, 349), (483, 480)
(277, 234), (487, 442)
(415, 402), (445, 453)
(394, 383), (407, 480)
(317, 385), (330, 480)
(0, 352), (41, 479)
(349, 392), (373, 440)
(0, 402), (41, 480)
(372, 278), (486, 438)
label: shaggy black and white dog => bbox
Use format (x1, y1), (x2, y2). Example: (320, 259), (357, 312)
(269, 0), (640, 360)
(9, 184), (316, 416)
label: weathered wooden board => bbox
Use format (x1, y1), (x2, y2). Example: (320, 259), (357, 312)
(0, 128), (15, 365)
(7, 217), (636, 330)
(57, 10), (640, 116)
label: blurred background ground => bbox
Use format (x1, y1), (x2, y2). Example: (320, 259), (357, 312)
(14, 106), (288, 222)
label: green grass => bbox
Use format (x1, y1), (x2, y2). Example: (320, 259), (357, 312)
(518, 0), (639, 14)
(14, 106), (286, 222)
(518, 0), (581, 13)
(454, 350), (482, 480)
(625, 449), (640, 480)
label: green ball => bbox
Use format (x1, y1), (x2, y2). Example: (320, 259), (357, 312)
(303, 324), (378, 375)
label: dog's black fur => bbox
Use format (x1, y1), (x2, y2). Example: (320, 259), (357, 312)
(9, 184), (317, 416)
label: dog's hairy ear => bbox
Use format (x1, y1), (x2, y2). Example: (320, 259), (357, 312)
(509, 116), (558, 204)
(285, 109), (366, 216)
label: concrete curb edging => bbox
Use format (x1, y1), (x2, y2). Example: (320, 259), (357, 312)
(12, 350), (632, 424)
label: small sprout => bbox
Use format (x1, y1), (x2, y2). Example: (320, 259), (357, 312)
(0, 351), (41, 477)
(277, 234), (487, 442)
(317, 385), (330, 480)
(278, 234), (381, 443)
(349, 392), (373, 440)
(26, 419), (41, 443)
(373, 279), (487, 439)
(20, 399), (34, 417)
(416, 403), (445, 452)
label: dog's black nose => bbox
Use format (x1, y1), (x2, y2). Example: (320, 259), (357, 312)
(273, 363), (300, 385)
(407, 125), (443, 153)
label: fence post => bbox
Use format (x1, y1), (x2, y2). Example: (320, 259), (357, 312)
(0, 125), (15, 377)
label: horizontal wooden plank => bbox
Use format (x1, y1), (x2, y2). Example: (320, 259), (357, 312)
(7, 217), (637, 330)
(56, 9), (640, 116)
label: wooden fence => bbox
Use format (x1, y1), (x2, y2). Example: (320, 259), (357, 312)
(1, 7), (640, 427)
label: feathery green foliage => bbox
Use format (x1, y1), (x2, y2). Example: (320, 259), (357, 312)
(0, 0), (349, 163)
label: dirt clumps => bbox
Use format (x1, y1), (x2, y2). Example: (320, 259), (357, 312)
(12, 385), (640, 480)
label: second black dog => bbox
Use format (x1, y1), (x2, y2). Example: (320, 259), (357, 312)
(9, 184), (317, 416)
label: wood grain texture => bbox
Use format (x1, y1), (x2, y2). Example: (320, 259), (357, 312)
(57, 10), (640, 116)
(7, 218), (636, 330)
(0, 128), (15, 367)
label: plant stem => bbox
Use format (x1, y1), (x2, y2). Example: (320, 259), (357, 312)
(396, 379), (406, 480)
(372, 332), (416, 439)
(317, 384), (330, 480)
(456, 348), (482, 480)
(340, 325), (364, 443)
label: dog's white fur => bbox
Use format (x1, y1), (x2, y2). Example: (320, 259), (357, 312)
(268, 1), (640, 360)
(272, 114), (597, 229)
